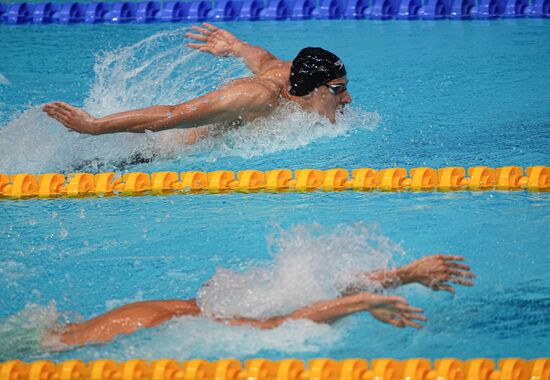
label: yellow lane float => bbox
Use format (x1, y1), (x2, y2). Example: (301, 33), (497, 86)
(0, 358), (548, 380)
(0, 166), (548, 199)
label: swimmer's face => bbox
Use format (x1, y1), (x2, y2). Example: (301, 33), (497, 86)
(310, 76), (351, 123)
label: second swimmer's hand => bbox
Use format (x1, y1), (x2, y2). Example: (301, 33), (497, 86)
(43, 102), (99, 135)
(401, 254), (476, 294)
(361, 293), (427, 329)
(186, 23), (240, 57)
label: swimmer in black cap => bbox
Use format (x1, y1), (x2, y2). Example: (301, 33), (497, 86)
(43, 23), (351, 137)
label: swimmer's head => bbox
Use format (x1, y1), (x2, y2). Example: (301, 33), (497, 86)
(288, 47), (351, 123)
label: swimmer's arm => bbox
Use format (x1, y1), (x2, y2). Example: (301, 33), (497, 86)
(230, 40), (283, 74)
(44, 82), (274, 135)
(342, 255), (475, 296)
(225, 293), (426, 329)
(56, 300), (200, 346)
(186, 23), (282, 74)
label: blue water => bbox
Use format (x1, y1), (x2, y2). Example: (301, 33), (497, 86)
(0, 20), (549, 361)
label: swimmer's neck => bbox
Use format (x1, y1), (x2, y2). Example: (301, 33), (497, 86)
(280, 87), (335, 124)
(280, 87), (314, 113)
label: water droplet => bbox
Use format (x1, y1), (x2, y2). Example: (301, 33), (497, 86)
(60, 227), (69, 239)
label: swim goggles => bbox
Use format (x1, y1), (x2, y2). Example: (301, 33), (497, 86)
(324, 83), (347, 95)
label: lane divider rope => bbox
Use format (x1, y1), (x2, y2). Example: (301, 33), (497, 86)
(1, 0), (547, 25)
(0, 165), (549, 199)
(0, 357), (548, 380)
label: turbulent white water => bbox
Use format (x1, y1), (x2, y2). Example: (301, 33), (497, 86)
(0, 223), (402, 360)
(198, 222), (403, 319)
(0, 28), (378, 173)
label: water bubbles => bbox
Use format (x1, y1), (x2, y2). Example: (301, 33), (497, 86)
(59, 227), (69, 239)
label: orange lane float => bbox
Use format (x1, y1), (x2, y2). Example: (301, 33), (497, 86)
(1, 358), (548, 380)
(0, 166), (548, 199)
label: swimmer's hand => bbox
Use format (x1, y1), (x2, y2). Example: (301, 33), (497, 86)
(400, 254), (476, 294)
(362, 293), (426, 329)
(186, 23), (240, 57)
(43, 102), (98, 135)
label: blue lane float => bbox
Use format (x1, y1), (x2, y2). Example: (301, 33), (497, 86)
(159, 1), (188, 21)
(290, 0), (315, 19)
(343, 0), (369, 19)
(396, 0), (422, 18)
(529, 0), (550, 16)
(239, 0), (263, 19)
(1, 0), (548, 23)
(369, 0), (396, 19)
(7, 2), (32, 24)
(259, 0), (289, 20)
(136, 1), (160, 22)
(32, 2), (57, 23)
(187, 0), (213, 20)
(448, 0), (475, 19)
(84, 2), (110, 23)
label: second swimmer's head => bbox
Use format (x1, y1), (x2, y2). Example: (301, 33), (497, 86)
(288, 47), (347, 97)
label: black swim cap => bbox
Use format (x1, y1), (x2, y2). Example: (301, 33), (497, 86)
(289, 47), (347, 97)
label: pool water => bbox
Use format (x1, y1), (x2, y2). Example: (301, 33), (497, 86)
(0, 20), (549, 361)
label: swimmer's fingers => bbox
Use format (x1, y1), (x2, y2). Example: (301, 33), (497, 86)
(438, 254), (466, 262)
(432, 282), (455, 294)
(448, 262), (471, 271)
(44, 105), (71, 120)
(448, 269), (476, 279)
(187, 43), (207, 51)
(191, 25), (212, 35)
(395, 304), (424, 315)
(203, 22), (219, 31)
(387, 318), (405, 328)
(185, 32), (208, 42)
(401, 315), (424, 329)
(448, 277), (475, 287)
(404, 311), (428, 322)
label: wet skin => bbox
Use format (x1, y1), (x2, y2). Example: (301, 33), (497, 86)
(42, 23), (352, 137)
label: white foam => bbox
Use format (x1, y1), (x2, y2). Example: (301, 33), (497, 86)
(198, 222), (403, 319)
(97, 316), (340, 360)
(0, 28), (378, 173)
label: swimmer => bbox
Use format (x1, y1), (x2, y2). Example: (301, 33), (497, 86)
(43, 254), (474, 348)
(42, 23), (351, 137)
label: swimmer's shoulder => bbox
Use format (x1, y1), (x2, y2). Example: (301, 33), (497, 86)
(257, 61), (292, 84)
(230, 77), (282, 105)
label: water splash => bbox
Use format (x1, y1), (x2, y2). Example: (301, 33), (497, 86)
(0, 302), (67, 361)
(183, 102), (379, 162)
(198, 222), (403, 319)
(0, 28), (378, 173)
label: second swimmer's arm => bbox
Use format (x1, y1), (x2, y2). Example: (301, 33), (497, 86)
(343, 255), (475, 296)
